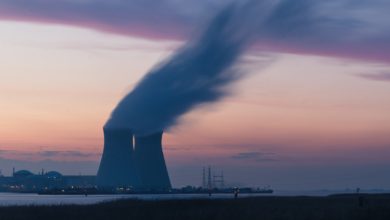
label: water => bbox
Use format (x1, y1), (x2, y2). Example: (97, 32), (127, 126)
(0, 193), (263, 206)
(0, 190), (388, 206)
(273, 189), (390, 197)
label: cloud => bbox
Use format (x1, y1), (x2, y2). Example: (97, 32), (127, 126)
(357, 71), (390, 82)
(231, 151), (278, 162)
(0, 0), (209, 39)
(256, 0), (390, 62)
(39, 150), (98, 158)
(0, 0), (390, 62)
(0, 156), (98, 176)
(0, 149), (100, 161)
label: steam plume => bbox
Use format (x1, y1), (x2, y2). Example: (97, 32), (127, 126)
(105, 1), (272, 135)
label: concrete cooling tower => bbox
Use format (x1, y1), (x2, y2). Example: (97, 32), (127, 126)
(97, 128), (140, 187)
(97, 129), (171, 190)
(134, 132), (171, 190)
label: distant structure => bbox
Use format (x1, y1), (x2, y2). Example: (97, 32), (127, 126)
(96, 128), (140, 187)
(202, 167), (206, 188)
(213, 171), (225, 189)
(134, 132), (171, 190)
(0, 169), (95, 192)
(207, 166), (212, 189)
(202, 166), (225, 189)
(97, 128), (171, 190)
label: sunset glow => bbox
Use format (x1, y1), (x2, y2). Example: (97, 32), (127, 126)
(1, 0), (390, 190)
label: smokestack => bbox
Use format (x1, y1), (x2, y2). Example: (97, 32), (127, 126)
(134, 132), (171, 190)
(97, 128), (140, 187)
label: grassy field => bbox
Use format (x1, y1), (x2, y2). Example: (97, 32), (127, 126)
(0, 194), (390, 220)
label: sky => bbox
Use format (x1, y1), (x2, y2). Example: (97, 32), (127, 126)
(0, 0), (390, 190)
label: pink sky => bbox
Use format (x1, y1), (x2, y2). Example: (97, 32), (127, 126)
(0, 2), (390, 189)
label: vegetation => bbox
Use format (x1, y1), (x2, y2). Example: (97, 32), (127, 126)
(1, 194), (390, 220)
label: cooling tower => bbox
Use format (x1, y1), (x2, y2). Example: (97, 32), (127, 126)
(97, 128), (140, 187)
(134, 132), (171, 190)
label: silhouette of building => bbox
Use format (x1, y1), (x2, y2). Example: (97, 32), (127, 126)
(134, 132), (171, 190)
(0, 169), (95, 192)
(97, 128), (171, 190)
(97, 128), (140, 187)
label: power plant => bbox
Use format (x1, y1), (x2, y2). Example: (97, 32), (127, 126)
(97, 128), (171, 190)
(97, 4), (255, 190)
(134, 132), (171, 189)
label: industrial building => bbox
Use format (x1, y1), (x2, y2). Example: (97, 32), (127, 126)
(97, 128), (171, 190)
(0, 169), (95, 192)
(96, 128), (140, 187)
(1, 126), (172, 192)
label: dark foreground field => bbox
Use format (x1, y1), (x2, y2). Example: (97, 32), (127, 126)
(1, 194), (390, 220)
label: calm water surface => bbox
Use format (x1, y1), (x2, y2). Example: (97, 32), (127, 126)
(0, 193), (262, 206)
(0, 190), (387, 206)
